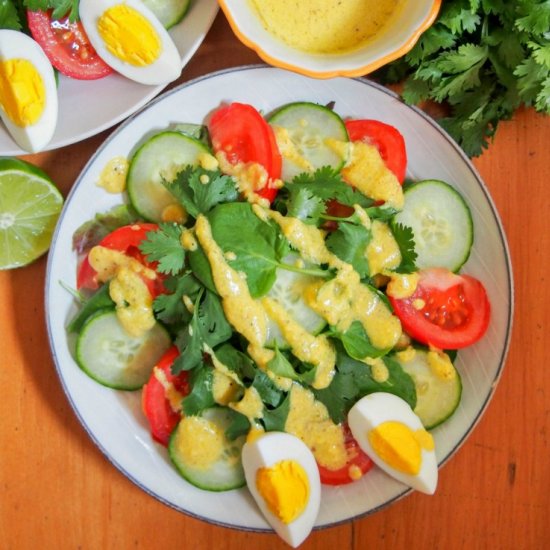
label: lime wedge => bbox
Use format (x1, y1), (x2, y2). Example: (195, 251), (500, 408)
(0, 157), (63, 270)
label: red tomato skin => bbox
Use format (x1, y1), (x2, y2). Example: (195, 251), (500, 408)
(142, 346), (189, 446)
(27, 10), (113, 80)
(345, 119), (407, 183)
(209, 102), (282, 201)
(76, 223), (165, 297)
(390, 268), (491, 350)
(317, 424), (373, 485)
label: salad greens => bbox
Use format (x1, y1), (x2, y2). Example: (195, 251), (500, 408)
(0, 0), (78, 26)
(376, 0), (550, 157)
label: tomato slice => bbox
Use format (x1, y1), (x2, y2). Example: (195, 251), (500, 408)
(345, 119), (407, 183)
(142, 346), (190, 446)
(27, 10), (113, 80)
(317, 423), (373, 485)
(77, 223), (165, 297)
(389, 268), (491, 349)
(208, 102), (282, 202)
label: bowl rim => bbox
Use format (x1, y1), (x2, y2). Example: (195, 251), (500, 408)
(218, 0), (442, 79)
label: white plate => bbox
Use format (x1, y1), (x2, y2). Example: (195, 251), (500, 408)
(0, 0), (219, 156)
(45, 66), (513, 531)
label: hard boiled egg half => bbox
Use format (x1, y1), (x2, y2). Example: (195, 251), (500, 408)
(0, 30), (58, 153)
(79, 0), (181, 85)
(348, 392), (438, 494)
(242, 431), (321, 548)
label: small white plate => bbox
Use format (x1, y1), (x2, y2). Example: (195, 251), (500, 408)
(0, 0), (218, 156)
(45, 66), (513, 531)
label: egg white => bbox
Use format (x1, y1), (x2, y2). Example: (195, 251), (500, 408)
(0, 30), (58, 153)
(241, 432), (321, 548)
(348, 392), (438, 494)
(79, 0), (181, 85)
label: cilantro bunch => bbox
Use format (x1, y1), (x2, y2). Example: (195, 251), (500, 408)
(376, 0), (550, 157)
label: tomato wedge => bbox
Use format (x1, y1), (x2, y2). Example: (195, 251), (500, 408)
(208, 102), (282, 202)
(345, 119), (407, 183)
(142, 346), (190, 446)
(317, 423), (373, 485)
(27, 10), (113, 80)
(389, 268), (491, 349)
(77, 223), (165, 297)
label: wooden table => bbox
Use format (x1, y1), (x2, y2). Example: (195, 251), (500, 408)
(1, 12), (549, 550)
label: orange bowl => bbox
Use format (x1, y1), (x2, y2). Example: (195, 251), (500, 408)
(218, 0), (441, 79)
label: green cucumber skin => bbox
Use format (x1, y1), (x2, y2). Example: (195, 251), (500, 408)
(75, 309), (171, 391)
(396, 179), (473, 272)
(268, 102), (348, 181)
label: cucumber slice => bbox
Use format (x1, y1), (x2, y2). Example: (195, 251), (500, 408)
(395, 179), (473, 272)
(141, 0), (190, 29)
(169, 407), (246, 491)
(127, 131), (210, 222)
(395, 349), (462, 429)
(268, 102), (348, 181)
(75, 309), (172, 390)
(265, 255), (326, 349)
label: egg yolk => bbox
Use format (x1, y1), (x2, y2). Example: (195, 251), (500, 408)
(368, 421), (434, 475)
(256, 459), (310, 524)
(97, 5), (161, 66)
(0, 59), (45, 127)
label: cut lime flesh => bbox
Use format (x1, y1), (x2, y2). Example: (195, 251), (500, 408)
(0, 158), (63, 270)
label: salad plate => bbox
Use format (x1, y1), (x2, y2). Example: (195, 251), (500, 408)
(45, 65), (513, 531)
(0, 0), (219, 156)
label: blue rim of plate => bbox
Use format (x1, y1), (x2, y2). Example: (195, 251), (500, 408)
(45, 64), (514, 533)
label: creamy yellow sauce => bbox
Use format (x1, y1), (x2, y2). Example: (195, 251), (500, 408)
(329, 139), (404, 210)
(88, 244), (158, 337)
(250, 0), (400, 54)
(195, 215), (269, 349)
(366, 219), (401, 275)
(172, 415), (225, 470)
(97, 156), (129, 194)
(262, 296), (336, 389)
(216, 151), (282, 207)
(284, 384), (348, 470)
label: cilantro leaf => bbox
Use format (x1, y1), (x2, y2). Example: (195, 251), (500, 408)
(252, 370), (284, 408)
(285, 186), (326, 225)
(325, 221), (371, 278)
(261, 392), (291, 432)
(181, 366), (216, 415)
(139, 223), (186, 275)
(391, 222), (417, 273)
(152, 272), (201, 325)
(0, 0), (23, 29)
(288, 166), (372, 208)
(225, 410), (250, 441)
(24, 0), (79, 21)
(173, 290), (232, 372)
(164, 166), (239, 218)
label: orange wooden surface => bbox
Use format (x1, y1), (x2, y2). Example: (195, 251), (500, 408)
(1, 12), (549, 550)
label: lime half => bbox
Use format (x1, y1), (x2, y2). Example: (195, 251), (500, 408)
(0, 157), (63, 270)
